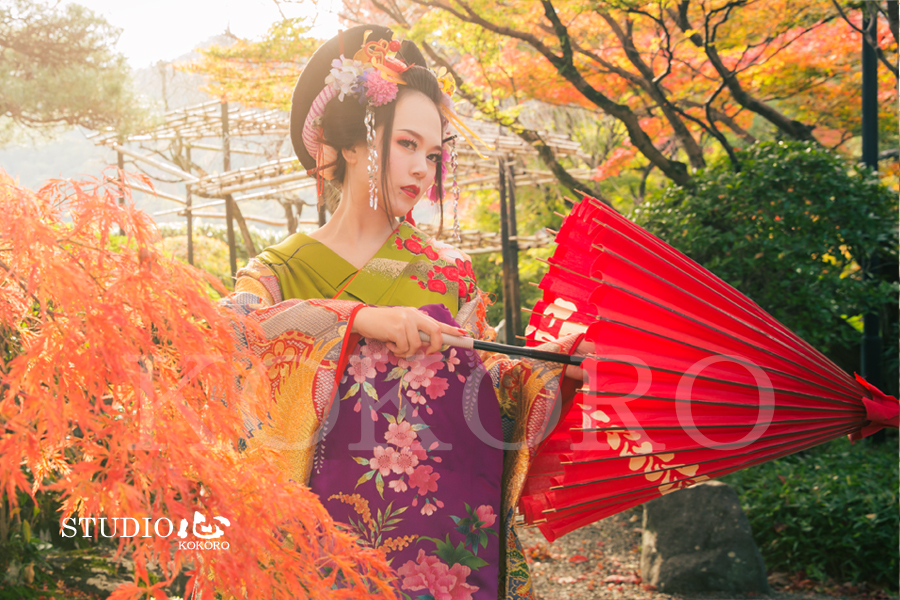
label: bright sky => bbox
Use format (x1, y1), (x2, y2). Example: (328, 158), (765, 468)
(67, 0), (343, 68)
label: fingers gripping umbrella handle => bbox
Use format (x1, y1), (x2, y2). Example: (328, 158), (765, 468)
(418, 332), (584, 366)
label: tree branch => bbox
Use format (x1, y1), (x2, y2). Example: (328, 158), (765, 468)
(370, 0), (410, 27)
(680, 101), (756, 144)
(414, 0), (691, 184)
(702, 82), (740, 169)
(423, 43), (609, 204)
(598, 9), (706, 170)
(830, 0), (898, 79)
(673, 0), (818, 142)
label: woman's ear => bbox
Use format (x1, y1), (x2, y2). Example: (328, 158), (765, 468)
(342, 140), (366, 166)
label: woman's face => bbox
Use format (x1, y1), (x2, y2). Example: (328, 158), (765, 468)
(347, 90), (443, 219)
(383, 90), (443, 217)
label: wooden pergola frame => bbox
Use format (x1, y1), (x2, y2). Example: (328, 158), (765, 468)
(90, 99), (592, 343)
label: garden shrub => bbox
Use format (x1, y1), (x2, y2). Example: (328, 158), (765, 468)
(632, 141), (898, 385)
(159, 234), (233, 290)
(158, 222), (285, 261)
(157, 223), (287, 291)
(722, 436), (899, 588)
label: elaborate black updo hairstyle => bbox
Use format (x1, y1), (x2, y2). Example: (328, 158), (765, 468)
(289, 26), (447, 224)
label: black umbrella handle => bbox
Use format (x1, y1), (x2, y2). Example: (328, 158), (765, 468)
(473, 339), (584, 366)
(419, 332), (584, 366)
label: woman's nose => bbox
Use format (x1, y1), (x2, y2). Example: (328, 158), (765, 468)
(410, 153), (428, 178)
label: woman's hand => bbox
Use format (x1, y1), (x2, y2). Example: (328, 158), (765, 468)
(565, 338), (595, 381)
(352, 306), (467, 357)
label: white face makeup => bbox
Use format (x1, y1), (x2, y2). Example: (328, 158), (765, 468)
(385, 91), (443, 217)
(344, 89), (443, 220)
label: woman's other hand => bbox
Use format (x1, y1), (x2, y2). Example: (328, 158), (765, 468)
(565, 338), (595, 381)
(352, 306), (467, 357)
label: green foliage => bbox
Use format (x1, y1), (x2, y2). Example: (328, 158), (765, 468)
(632, 141), (899, 373)
(418, 533), (489, 569)
(158, 235), (233, 291)
(466, 184), (569, 332)
(722, 435), (899, 587)
(157, 222), (287, 290)
(0, 0), (144, 144)
(186, 17), (320, 111)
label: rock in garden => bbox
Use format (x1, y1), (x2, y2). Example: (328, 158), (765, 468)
(640, 480), (769, 593)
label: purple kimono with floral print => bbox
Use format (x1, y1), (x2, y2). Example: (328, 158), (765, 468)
(309, 304), (503, 600)
(230, 223), (579, 600)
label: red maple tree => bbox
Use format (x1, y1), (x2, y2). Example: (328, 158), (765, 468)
(0, 172), (397, 599)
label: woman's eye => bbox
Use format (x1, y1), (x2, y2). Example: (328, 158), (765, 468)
(427, 153), (441, 164)
(398, 138), (417, 150)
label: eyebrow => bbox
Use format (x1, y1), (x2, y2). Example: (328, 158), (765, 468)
(397, 128), (442, 152)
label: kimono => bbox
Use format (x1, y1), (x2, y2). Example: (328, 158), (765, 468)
(223, 222), (580, 600)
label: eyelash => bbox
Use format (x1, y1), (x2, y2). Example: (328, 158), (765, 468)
(397, 137), (441, 164)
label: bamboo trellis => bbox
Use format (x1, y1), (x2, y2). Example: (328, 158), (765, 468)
(90, 100), (593, 342)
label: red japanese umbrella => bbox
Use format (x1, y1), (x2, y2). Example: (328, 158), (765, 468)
(513, 195), (898, 542)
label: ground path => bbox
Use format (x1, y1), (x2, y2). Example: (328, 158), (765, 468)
(517, 506), (896, 600)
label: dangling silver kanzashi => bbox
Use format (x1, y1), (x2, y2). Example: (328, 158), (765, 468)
(449, 137), (461, 242)
(365, 105), (378, 210)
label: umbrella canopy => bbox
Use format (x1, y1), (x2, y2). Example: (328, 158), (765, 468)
(519, 195), (897, 542)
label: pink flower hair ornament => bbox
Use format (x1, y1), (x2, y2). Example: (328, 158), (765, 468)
(364, 69), (399, 107)
(294, 26), (492, 239)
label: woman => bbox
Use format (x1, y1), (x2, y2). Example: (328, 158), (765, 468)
(226, 25), (583, 600)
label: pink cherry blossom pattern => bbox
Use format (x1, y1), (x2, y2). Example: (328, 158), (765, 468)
(446, 348), (460, 372)
(368, 445), (396, 477)
(390, 446), (419, 476)
(407, 390), (427, 405)
(408, 464), (440, 495)
(409, 441), (428, 461)
(360, 340), (391, 372)
(425, 376), (449, 400)
(385, 420), (417, 448)
(387, 352), (414, 369)
(347, 354), (376, 384)
(388, 478), (408, 493)
(403, 353), (444, 390)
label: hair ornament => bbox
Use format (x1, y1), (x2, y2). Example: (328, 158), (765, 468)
(449, 136), (461, 242)
(356, 34), (409, 84)
(321, 30), (409, 111)
(430, 66), (494, 159)
(364, 69), (398, 106)
(365, 105), (379, 210)
(308, 142), (339, 209)
(296, 26), (492, 221)
(325, 57), (367, 102)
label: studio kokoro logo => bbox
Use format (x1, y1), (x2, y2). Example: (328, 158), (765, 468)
(62, 510), (232, 550)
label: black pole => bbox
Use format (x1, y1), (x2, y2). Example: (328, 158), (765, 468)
(498, 157), (514, 344)
(222, 101), (237, 278)
(860, 10), (884, 441)
(506, 157), (522, 346)
(861, 13), (879, 168)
